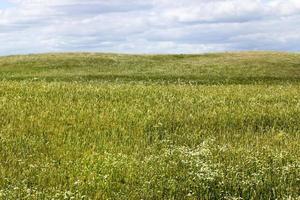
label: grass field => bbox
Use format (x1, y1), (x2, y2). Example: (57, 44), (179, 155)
(0, 52), (299, 199)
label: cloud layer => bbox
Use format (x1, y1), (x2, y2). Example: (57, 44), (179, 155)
(0, 0), (300, 55)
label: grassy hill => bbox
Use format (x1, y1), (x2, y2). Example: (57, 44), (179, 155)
(0, 52), (299, 199)
(1, 51), (300, 83)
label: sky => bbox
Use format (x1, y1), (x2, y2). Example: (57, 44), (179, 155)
(0, 0), (300, 55)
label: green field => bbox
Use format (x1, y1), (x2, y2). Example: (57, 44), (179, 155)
(0, 52), (299, 199)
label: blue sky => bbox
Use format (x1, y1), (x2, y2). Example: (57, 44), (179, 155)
(0, 0), (300, 55)
(0, 1), (13, 9)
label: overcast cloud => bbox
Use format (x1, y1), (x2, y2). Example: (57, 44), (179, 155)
(0, 0), (300, 55)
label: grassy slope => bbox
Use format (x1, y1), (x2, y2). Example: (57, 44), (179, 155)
(1, 51), (300, 83)
(0, 52), (299, 199)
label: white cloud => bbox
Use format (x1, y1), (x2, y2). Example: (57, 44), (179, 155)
(0, 0), (300, 55)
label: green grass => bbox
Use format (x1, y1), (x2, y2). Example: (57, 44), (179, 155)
(1, 51), (300, 84)
(0, 52), (299, 199)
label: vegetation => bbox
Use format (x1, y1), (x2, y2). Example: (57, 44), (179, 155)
(0, 52), (299, 199)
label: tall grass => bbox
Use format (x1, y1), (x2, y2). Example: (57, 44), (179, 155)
(0, 52), (299, 199)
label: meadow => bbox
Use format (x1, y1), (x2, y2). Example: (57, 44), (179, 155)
(0, 52), (299, 199)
